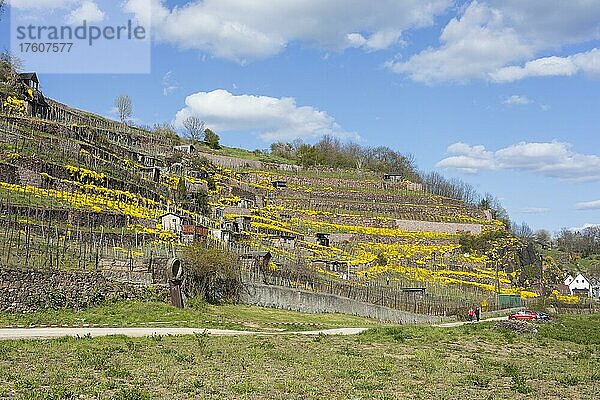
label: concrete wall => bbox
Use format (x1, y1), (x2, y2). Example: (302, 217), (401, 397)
(240, 282), (452, 324)
(394, 219), (483, 235)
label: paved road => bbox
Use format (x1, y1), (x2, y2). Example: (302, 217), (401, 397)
(433, 316), (508, 328)
(0, 327), (368, 340)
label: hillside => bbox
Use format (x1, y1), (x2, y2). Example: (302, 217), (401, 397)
(0, 83), (545, 312)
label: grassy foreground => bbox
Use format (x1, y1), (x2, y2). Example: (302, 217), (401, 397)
(0, 307), (599, 399)
(0, 300), (380, 332)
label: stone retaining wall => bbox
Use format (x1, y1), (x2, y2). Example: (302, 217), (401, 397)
(0, 267), (149, 313)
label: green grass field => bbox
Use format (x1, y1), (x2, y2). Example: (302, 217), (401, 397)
(0, 300), (380, 332)
(0, 303), (599, 399)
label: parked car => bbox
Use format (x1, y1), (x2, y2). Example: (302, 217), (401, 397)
(535, 311), (551, 321)
(508, 309), (539, 321)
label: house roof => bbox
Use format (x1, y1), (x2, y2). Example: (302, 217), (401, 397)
(241, 251), (272, 259)
(18, 72), (39, 83)
(574, 273), (589, 282)
(159, 212), (182, 219)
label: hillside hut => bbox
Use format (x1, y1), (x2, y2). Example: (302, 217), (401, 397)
(272, 180), (287, 188)
(17, 72), (49, 118)
(238, 198), (255, 209)
(139, 166), (161, 182)
(160, 212), (183, 233)
(173, 144), (196, 153)
(383, 173), (403, 182)
(316, 233), (330, 247)
(181, 224), (210, 244)
(188, 170), (209, 179)
(241, 251), (272, 269)
(18, 72), (39, 90)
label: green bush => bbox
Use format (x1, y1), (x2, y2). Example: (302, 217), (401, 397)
(183, 239), (242, 303)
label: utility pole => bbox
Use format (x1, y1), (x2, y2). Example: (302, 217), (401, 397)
(539, 254), (545, 305)
(495, 259), (500, 309)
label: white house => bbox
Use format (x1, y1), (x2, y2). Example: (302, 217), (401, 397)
(160, 212), (183, 234)
(565, 273), (591, 297)
(564, 275), (575, 286)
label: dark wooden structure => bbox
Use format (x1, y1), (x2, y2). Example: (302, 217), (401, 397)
(18, 72), (40, 90)
(316, 233), (330, 247)
(272, 180), (287, 188)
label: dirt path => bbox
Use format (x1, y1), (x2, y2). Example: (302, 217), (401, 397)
(0, 327), (368, 340)
(433, 316), (508, 328)
(0, 315), (513, 340)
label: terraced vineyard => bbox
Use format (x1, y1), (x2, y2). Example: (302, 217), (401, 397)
(0, 94), (540, 314)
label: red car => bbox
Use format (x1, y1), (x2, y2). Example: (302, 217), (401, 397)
(508, 309), (539, 321)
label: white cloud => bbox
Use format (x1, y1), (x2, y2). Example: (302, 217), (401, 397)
(123, 0), (450, 62)
(437, 141), (600, 182)
(491, 48), (600, 82)
(569, 223), (600, 232)
(576, 200), (600, 210)
(519, 207), (550, 214)
(161, 71), (178, 97)
(503, 95), (530, 105)
(65, 0), (105, 25)
(173, 89), (357, 142)
(439, 142), (495, 173)
(8, 0), (78, 9)
(388, 1), (600, 83)
(387, 2), (531, 83)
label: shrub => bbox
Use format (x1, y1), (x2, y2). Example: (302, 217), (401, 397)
(183, 239), (242, 303)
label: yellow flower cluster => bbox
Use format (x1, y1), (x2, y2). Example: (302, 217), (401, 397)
(550, 290), (580, 304)
(65, 165), (106, 184)
(217, 196), (241, 206)
(0, 181), (160, 220)
(161, 175), (180, 189)
(356, 262), (538, 298)
(292, 218), (454, 239)
(3, 96), (26, 115)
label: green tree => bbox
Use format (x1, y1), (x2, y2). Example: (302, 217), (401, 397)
(176, 176), (187, 201)
(204, 128), (220, 149)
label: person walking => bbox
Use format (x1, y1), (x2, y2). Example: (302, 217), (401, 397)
(475, 307), (481, 322)
(468, 307), (475, 322)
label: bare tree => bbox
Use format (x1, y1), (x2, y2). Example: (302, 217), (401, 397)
(0, 1), (6, 21)
(114, 95), (132, 124)
(183, 116), (205, 142)
(0, 52), (23, 89)
(533, 229), (552, 248)
(512, 221), (534, 238)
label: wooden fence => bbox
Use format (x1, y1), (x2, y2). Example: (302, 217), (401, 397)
(241, 264), (495, 316)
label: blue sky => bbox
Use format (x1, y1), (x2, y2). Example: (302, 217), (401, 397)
(2, 0), (599, 233)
